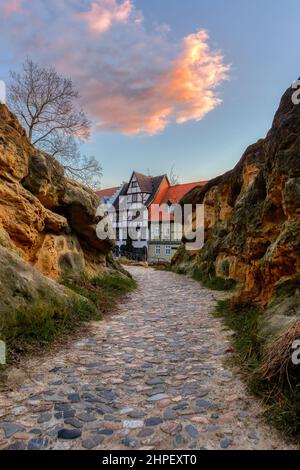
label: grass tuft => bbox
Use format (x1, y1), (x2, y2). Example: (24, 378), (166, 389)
(192, 266), (236, 291)
(62, 273), (137, 316)
(1, 272), (136, 363)
(153, 264), (174, 273)
(2, 298), (98, 362)
(214, 300), (300, 440)
(214, 300), (261, 372)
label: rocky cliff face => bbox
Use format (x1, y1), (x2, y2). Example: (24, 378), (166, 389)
(0, 104), (114, 280)
(0, 104), (124, 345)
(173, 83), (300, 311)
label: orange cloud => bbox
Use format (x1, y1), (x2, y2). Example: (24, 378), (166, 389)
(0, 1), (230, 135)
(162, 31), (230, 127)
(87, 30), (230, 135)
(80, 0), (133, 34)
(2, 0), (23, 16)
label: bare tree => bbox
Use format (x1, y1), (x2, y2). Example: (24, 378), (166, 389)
(169, 165), (180, 185)
(9, 59), (90, 145)
(51, 135), (103, 190)
(8, 59), (102, 189)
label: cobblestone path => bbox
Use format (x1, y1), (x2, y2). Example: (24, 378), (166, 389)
(0, 267), (293, 450)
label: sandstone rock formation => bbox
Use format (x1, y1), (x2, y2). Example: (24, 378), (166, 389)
(0, 104), (114, 280)
(173, 83), (300, 323)
(0, 103), (124, 346)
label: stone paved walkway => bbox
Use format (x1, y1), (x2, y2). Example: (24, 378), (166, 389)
(0, 267), (294, 450)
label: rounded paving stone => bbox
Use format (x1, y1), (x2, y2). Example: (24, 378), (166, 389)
(96, 429), (114, 436)
(220, 438), (233, 449)
(82, 436), (104, 449)
(37, 414), (52, 424)
(144, 417), (163, 427)
(58, 429), (82, 440)
(122, 437), (138, 448)
(185, 424), (199, 439)
(28, 438), (49, 450)
(138, 428), (155, 438)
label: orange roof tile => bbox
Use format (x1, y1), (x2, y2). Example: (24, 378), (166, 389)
(149, 181), (207, 221)
(159, 181), (207, 205)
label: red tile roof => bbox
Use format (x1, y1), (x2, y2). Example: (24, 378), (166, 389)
(95, 179), (208, 222)
(96, 187), (119, 199)
(159, 181), (207, 205)
(149, 181), (207, 221)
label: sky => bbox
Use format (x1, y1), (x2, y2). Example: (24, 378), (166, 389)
(0, 0), (300, 188)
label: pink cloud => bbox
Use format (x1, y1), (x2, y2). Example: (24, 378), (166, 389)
(0, 1), (230, 135)
(1, 0), (23, 16)
(80, 0), (133, 34)
(84, 30), (230, 135)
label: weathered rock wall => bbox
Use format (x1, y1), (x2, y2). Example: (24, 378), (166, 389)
(0, 104), (114, 280)
(173, 83), (300, 310)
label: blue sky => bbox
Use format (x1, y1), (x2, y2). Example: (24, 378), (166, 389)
(1, 0), (300, 188)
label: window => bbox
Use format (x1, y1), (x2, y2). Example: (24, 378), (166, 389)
(151, 225), (160, 239)
(132, 194), (138, 203)
(163, 225), (170, 240)
(165, 245), (171, 256)
(132, 181), (138, 189)
(155, 245), (161, 256)
(174, 223), (182, 241)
